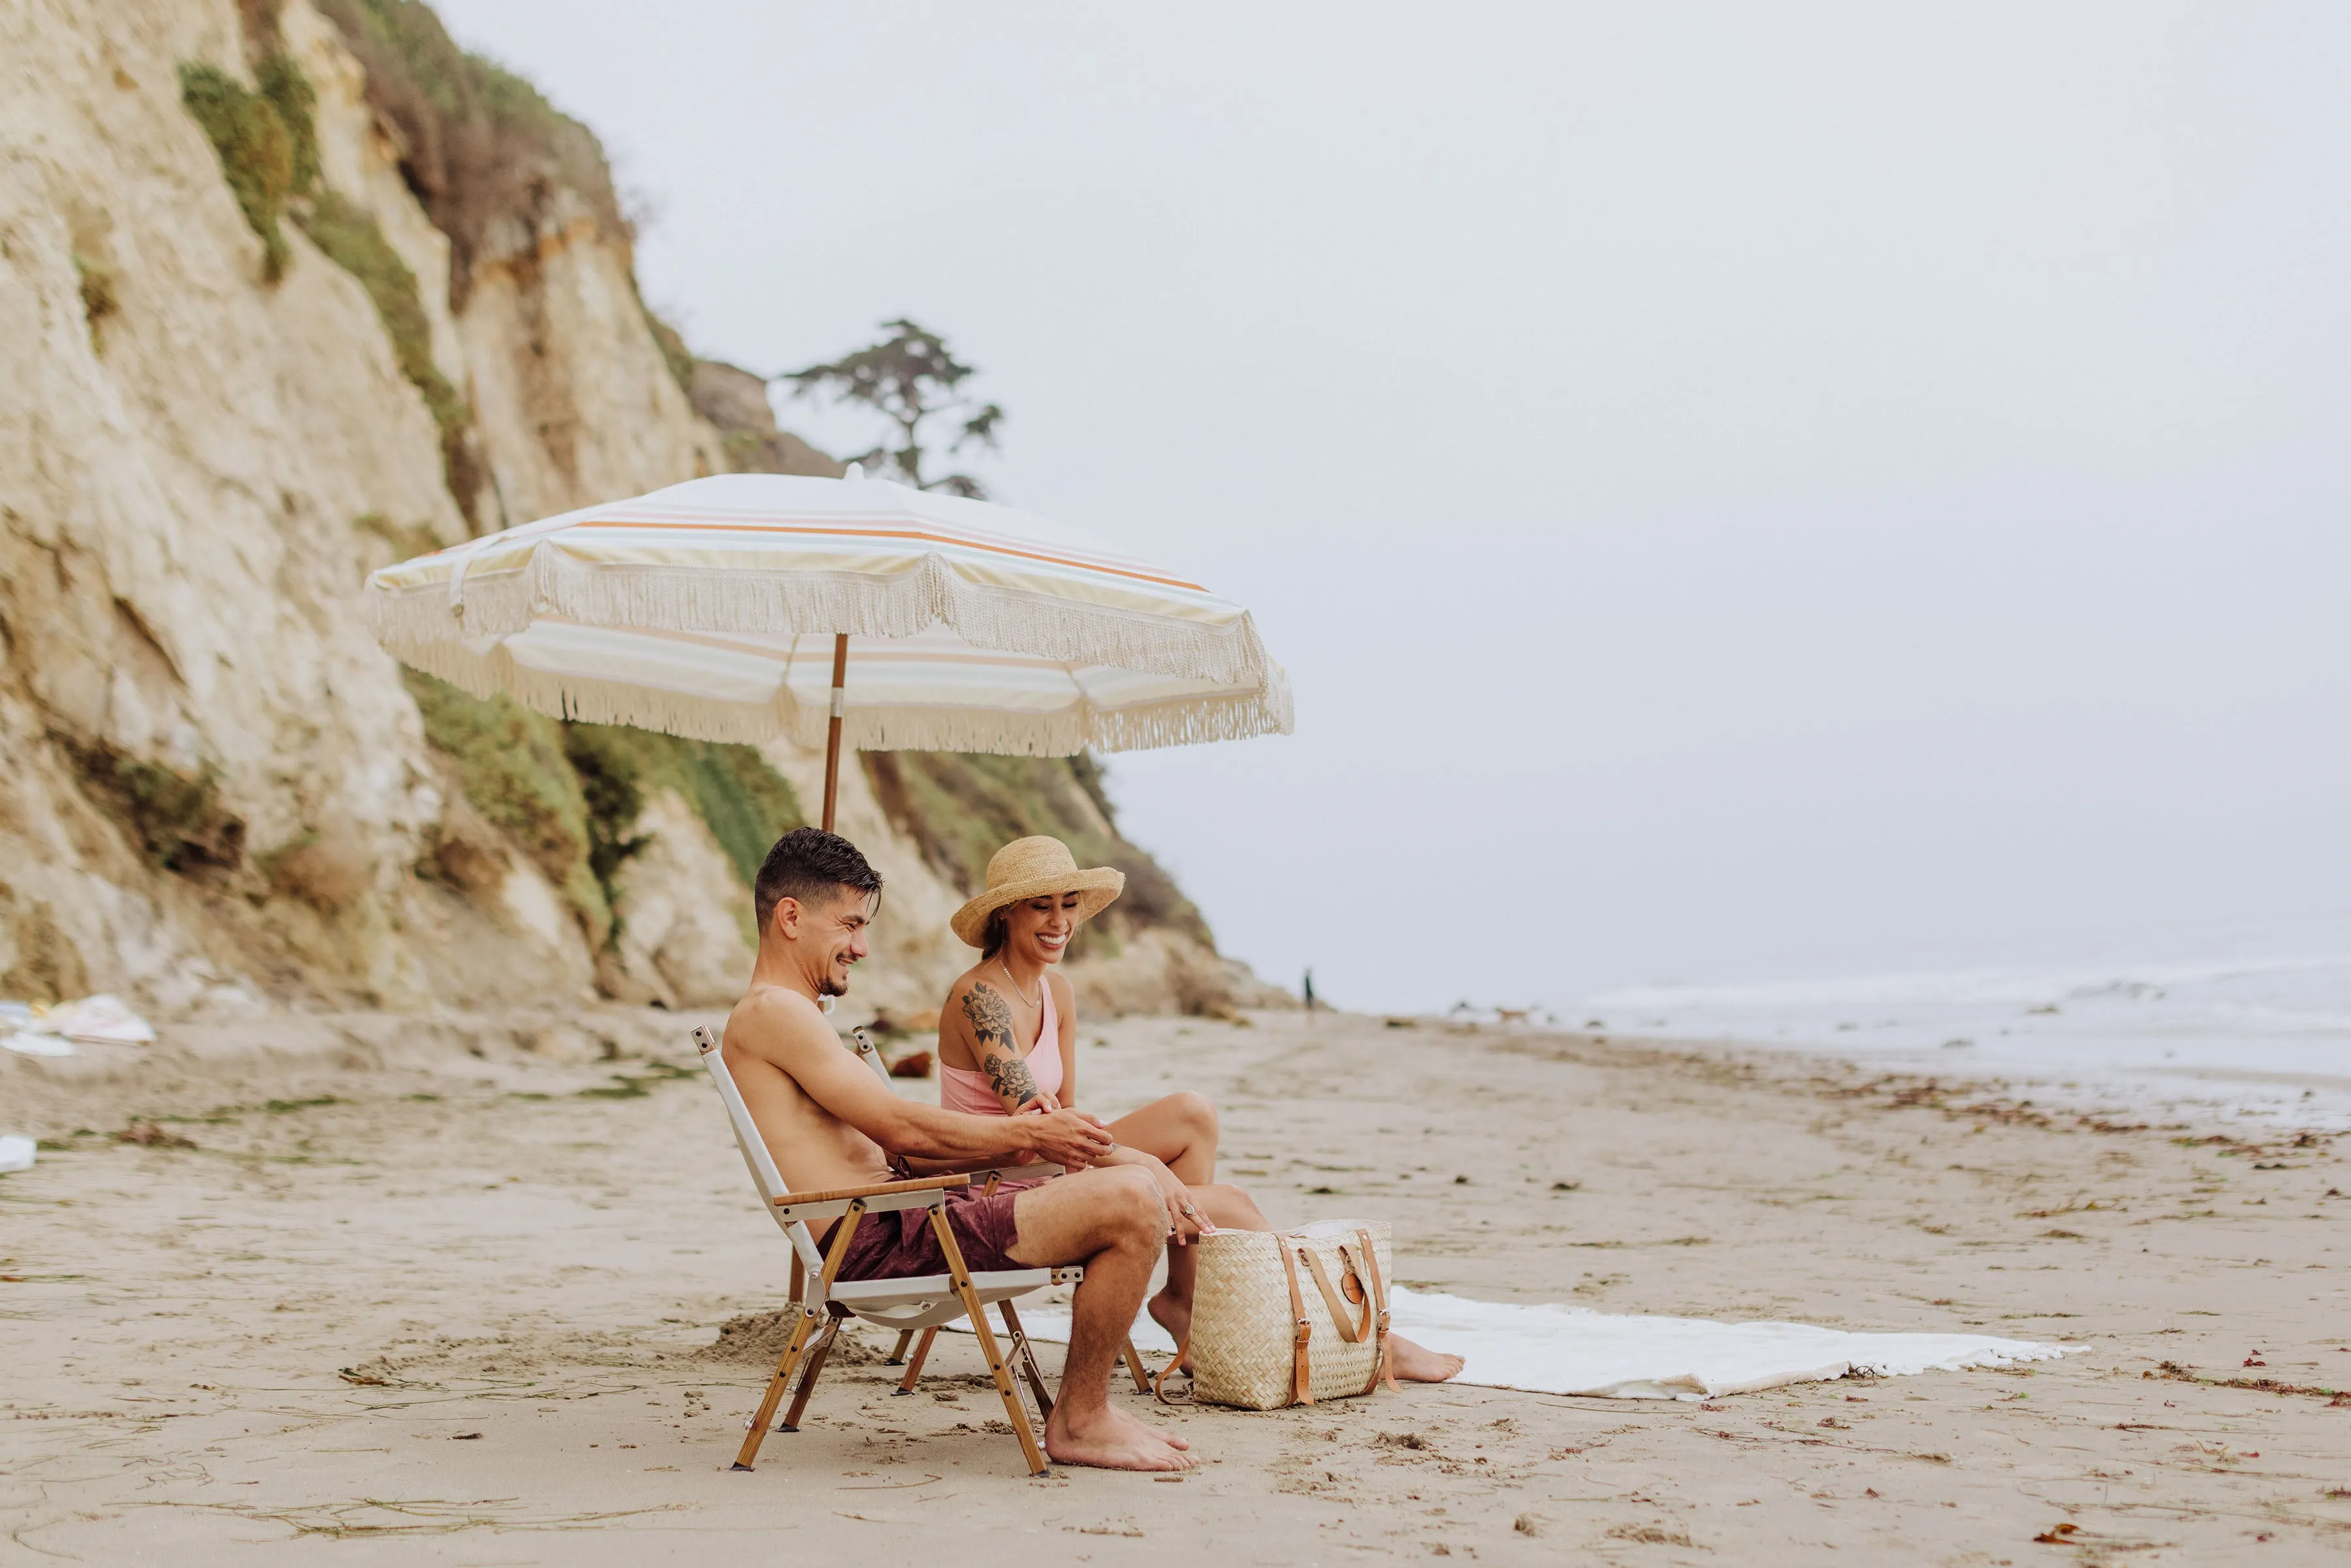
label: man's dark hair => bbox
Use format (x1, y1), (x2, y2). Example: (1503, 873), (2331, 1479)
(754, 827), (883, 935)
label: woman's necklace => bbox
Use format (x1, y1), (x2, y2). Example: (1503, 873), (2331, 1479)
(995, 957), (1040, 1008)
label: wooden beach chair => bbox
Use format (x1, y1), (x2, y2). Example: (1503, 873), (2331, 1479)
(692, 1023), (1142, 1477)
(839, 1029), (1150, 1402)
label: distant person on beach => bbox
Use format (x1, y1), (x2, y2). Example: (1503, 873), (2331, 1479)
(934, 836), (1463, 1383)
(721, 827), (1199, 1471)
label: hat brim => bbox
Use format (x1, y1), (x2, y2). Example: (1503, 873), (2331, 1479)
(951, 867), (1126, 948)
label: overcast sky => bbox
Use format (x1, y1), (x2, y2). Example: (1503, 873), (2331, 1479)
(432, 1), (2351, 1013)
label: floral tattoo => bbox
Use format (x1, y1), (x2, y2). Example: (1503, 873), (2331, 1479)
(963, 982), (1039, 1108)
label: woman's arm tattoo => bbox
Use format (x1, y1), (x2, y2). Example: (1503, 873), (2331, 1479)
(985, 1051), (1040, 1109)
(963, 983), (1038, 1108)
(963, 983), (1016, 1053)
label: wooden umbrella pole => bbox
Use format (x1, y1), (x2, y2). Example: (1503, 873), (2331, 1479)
(820, 633), (849, 833)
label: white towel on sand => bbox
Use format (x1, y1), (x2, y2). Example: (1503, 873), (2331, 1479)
(950, 1286), (2077, 1400)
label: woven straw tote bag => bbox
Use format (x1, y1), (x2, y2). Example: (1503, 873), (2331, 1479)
(1157, 1220), (1397, 1409)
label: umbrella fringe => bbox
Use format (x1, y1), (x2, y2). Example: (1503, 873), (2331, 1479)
(367, 551), (1271, 688)
(394, 639), (1294, 755)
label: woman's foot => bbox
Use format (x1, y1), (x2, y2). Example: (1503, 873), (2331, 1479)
(1146, 1289), (1192, 1373)
(1387, 1334), (1465, 1383)
(1043, 1400), (1195, 1471)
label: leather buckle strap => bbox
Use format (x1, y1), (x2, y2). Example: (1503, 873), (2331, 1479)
(1277, 1234), (1314, 1406)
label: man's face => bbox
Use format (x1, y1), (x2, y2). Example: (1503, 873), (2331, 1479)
(801, 886), (873, 997)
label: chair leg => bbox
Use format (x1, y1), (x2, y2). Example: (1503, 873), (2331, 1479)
(928, 1208), (1050, 1477)
(886, 1329), (914, 1366)
(734, 1202), (864, 1472)
(1121, 1336), (1152, 1395)
(779, 1317), (840, 1433)
(732, 1305), (822, 1470)
(999, 1300), (1055, 1422)
(894, 1326), (938, 1396)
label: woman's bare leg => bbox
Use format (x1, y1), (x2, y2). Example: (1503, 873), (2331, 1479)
(1106, 1094), (1228, 1347)
(1145, 1181), (1266, 1356)
(1103, 1095), (1463, 1381)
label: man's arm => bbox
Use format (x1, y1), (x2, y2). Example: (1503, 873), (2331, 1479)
(735, 991), (1108, 1167)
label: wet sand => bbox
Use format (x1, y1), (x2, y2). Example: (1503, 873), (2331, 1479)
(3, 1008), (2346, 1563)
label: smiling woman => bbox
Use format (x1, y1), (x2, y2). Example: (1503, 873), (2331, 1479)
(934, 835), (1271, 1347)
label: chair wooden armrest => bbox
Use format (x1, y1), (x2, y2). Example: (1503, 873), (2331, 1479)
(774, 1173), (971, 1208)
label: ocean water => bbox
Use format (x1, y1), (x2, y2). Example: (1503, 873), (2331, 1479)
(1584, 953), (2351, 1132)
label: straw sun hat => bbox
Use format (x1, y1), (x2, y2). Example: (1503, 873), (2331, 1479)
(950, 837), (1125, 948)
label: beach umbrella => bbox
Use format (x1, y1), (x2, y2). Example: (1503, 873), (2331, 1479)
(362, 470), (1290, 829)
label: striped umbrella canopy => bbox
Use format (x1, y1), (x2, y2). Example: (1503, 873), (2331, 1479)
(364, 471), (1291, 827)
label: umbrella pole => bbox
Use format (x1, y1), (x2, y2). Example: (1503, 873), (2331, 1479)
(820, 633), (848, 833)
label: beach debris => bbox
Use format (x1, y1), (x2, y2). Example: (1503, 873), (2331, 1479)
(0, 995), (155, 1055)
(337, 1368), (389, 1385)
(0, 1134), (35, 1174)
(116, 1121), (196, 1149)
(2033, 1522), (2081, 1543)
(888, 1050), (933, 1078)
(1607, 1525), (1695, 1548)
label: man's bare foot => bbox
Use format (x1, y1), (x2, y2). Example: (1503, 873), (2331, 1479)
(1388, 1334), (1465, 1383)
(1044, 1401), (1196, 1471)
(1146, 1290), (1192, 1372)
(1104, 1400), (1189, 1450)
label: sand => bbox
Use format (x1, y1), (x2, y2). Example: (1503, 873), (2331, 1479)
(3, 1007), (2346, 1563)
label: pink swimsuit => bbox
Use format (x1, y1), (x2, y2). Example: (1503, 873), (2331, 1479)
(940, 978), (1061, 1116)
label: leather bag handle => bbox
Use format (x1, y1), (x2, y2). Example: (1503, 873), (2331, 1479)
(1152, 1336), (1192, 1405)
(1351, 1228), (1398, 1394)
(1301, 1245), (1374, 1346)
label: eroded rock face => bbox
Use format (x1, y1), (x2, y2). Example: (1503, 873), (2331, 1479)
(607, 791), (752, 1010)
(0, 0), (464, 1008)
(0, 0), (722, 1013)
(0, 0), (1256, 1027)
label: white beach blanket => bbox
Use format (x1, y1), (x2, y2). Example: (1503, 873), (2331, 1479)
(0, 1135), (36, 1174)
(949, 1286), (2077, 1400)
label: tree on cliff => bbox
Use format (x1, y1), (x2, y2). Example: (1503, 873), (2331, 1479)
(782, 320), (1004, 498)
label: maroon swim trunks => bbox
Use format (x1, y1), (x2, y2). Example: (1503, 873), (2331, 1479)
(822, 1186), (1024, 1282)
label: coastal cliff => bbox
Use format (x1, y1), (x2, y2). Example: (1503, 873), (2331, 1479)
(0, 0), (1268, 1025)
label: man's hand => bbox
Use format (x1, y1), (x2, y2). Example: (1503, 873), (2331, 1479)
(1023, 1108), (1114, 1168)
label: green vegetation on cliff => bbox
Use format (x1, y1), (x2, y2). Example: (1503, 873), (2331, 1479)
(178, 50), (482, 515)
(863, 752), (1209, 955)
(403, 673), (803, 942)
(178, 61), (299, 281)
(291, 191), (479, 513)
(309, 0), (629, 306)
(402, 671), (605, 934)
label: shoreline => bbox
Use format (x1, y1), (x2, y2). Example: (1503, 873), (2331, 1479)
(1563, 1025), (2351, 1137)
(4, 1006), (2345, 1561)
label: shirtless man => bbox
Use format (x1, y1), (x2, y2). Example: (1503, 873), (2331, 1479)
(722, 827), (1196, 1472)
